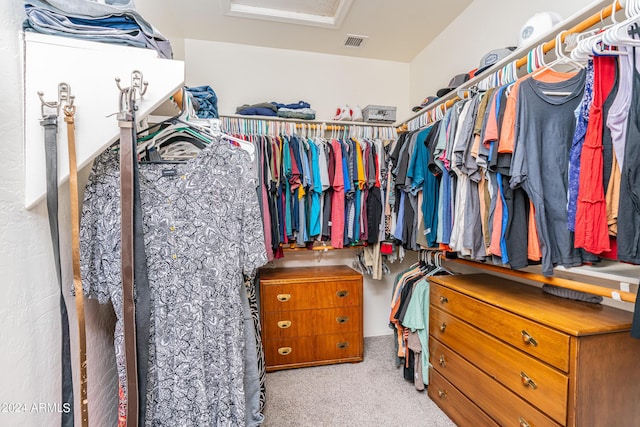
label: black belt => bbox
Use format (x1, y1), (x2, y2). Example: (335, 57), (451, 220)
(41, 114), (75, 427)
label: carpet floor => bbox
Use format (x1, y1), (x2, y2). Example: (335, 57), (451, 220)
(262, 335), (457, 426)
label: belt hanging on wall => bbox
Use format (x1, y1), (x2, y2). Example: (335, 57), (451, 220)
(38, 83), (77, 427)
(61, 85), (89, 427)
(115, 71), (149, 427)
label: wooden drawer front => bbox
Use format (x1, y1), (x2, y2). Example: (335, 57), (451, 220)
(263, 311), (313, 339)
(429, 337), (561, 427)
(264, 336), (314, 367)
(261, 283), (316, 312)
(431, 283), (571, 372)
(431, 307), (568, 424)
(428, 368), (499, 427)
(314, 280), (362, 309)
(314, 332), (362, 361)
(313, 306), (361, 335)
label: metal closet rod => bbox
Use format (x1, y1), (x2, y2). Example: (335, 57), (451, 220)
(219, 113), (395, 128)
(396, 0), (622, 131)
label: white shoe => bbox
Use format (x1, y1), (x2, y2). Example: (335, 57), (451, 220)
(338, 105), (352, 121)
(352, 105), (363, 122)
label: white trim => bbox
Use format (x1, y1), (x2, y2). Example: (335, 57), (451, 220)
(221, 0), (353, 29)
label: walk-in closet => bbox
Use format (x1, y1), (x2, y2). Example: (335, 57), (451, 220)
(3, 0), (640, 426)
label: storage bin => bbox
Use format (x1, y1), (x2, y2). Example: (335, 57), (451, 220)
(362, 105), (396, 123)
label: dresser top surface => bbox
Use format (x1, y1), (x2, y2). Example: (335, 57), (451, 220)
(258, 265), (362, 282)
(430, 274), (633, 335)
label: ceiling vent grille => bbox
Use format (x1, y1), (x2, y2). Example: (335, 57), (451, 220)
(344, 34), (368, 48)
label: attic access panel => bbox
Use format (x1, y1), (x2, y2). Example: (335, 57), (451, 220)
(223, 0), (353, 28)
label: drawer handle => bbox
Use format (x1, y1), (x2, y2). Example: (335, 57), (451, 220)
(438, 354), (446, 367)
(336, 290), (349, 298)
(277, 293), (291, 302)
(520, 371), (538, 390)
(278, 347), (292, 356)
(336, 341), (349, 349)
(437, 389), (447, 399)
(519, 417), (531, 427)
(521, 330), (538, 347)
(336, 316), (349, 324)
(277, 320), (292, 329)
(439, 322), (447, 333)
(439, 296), (448, 304)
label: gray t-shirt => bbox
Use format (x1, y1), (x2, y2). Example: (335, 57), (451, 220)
(510, 69), (586, 276)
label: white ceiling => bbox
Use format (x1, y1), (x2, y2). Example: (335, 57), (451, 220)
(135, 0), (474, 62)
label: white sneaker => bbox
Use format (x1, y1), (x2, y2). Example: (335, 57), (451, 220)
(338, 105), (352, 121)
(352, 105), (363, 122)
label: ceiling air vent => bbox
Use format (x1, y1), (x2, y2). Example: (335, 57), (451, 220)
(343, 34), (368, 48)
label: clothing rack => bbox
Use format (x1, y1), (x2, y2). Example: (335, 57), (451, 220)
(405, 0), (639, 305)
(220, 114), (398, 140)
(396, 0), (622, 132)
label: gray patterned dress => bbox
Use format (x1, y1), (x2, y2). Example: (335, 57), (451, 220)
(80, 141), (267, 426)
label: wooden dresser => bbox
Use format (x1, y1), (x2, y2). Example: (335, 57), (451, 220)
(259, 266), (363, 371)
(428, 273), (640, 427)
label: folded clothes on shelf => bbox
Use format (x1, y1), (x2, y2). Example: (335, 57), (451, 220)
(23, 1), (173, 59)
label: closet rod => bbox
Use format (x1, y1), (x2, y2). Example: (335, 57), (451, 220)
(396, 0), (622, 131)
(220, 113), (395, 128)
(451, 258), (637, 303)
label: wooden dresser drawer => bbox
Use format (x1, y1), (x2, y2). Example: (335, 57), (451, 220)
(428, 368), (499, 427)
(263, 310), (314, 338)
(263, 306), (360, 339)
(431, 283), (571, 371)
(261, 279), (361, 312)
(430, 306), (568, 424)
(429, 337), (561, 427)
(314, 280), (362, 308)
(264, 336), (315, 367)
(313, 306), (361, 334)
(314, 332), (362, 361)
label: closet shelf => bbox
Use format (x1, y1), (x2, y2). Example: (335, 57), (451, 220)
(23, 32), (185, 210)
(450, 258), (637, 303)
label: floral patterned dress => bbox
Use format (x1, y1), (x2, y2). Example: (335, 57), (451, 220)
(80, 141), (267, 426)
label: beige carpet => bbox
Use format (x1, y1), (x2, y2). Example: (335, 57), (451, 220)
(262, 335), (457, 427)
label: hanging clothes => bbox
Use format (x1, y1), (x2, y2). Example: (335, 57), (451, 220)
(80, 140), (267, 426)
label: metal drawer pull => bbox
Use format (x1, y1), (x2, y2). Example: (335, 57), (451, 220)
(278, 347), (292, 355)
(439, 354), (446, 367)
(437, 389), (447, 399)
(277, 320), (292, 329)
(440, 322), (447, 333)
(336, 316), (349, 324)
(519, 417), (531, 427)
(521, 330), (538, 347)
(277, 293), (291, 302)
(336, 341), (349, 349)
(336, 290), (349, 298)
(439, 296), (448, 304)
(520, 371), (537, 389)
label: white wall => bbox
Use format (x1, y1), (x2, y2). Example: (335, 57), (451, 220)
(1, 1), (66, 425)
(184, 39), (411, 121)
(1, 2), (118, 427)
(409, 0), (600, 108)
